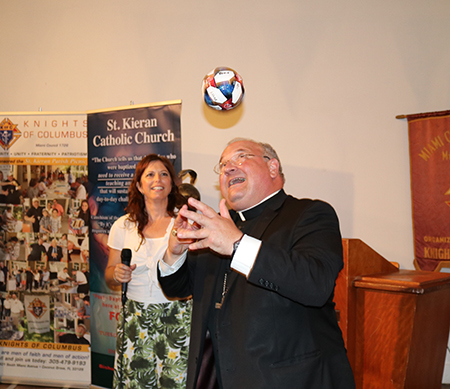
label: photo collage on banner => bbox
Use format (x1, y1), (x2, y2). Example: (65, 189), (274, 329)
(87, 101), (181, 388)
(0, 113), (90, 387)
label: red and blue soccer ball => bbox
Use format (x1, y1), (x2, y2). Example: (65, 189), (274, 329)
(202, 67), (244, 111)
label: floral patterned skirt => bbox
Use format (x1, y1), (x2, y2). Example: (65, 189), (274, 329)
(113, 299), (192, 389)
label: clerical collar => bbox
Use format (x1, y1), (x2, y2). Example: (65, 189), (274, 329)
(237, 190), (281, 221)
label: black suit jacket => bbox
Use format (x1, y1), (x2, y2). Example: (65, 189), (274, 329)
(27, 243), (46, 261)
(47, 246), (63, 262)
(159, 190), (355, 389)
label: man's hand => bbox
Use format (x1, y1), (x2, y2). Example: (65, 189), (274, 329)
(176, 198), (243, 256)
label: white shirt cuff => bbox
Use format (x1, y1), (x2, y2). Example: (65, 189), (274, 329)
(158, 251), (187, 277)
(231, 234), (262, 277)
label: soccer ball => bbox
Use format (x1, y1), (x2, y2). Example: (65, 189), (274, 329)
(202, 67), (244, 111)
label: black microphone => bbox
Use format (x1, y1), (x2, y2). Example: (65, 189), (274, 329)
(121, 248), (132, 304)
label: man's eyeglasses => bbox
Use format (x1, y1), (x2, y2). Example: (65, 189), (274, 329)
(213, 153), (270, 174)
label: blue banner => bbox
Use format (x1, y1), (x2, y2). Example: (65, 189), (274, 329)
(87, 101), (182, 388)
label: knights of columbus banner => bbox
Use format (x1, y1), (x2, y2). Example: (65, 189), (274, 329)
(0, 112), (90, 388)
(405, 110), (450, 271)
(87, 101), (182, 388)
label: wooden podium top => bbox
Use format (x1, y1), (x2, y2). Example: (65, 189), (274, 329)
(354, 269), (450, 294)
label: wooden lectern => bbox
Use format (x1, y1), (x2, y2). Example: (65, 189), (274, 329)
(334, 239), (450, 389)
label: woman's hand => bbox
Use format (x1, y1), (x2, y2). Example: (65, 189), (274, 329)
(106, 247), (136, 289)
(163, 204), (200, 265)
(113, 262), (137, 284)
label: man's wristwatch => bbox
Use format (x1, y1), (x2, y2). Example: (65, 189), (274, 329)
(232, 235), (244, 257)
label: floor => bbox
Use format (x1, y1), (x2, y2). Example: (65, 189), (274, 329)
(0, 385), (89, 389)
(0, 384), (449, 389)
(0, 384), (89, 389)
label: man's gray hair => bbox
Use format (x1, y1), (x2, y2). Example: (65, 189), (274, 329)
(226, 138), (285, 183)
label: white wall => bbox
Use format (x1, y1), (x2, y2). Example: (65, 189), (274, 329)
(2, 0), (450, 382)
(2, 0), (450, 266)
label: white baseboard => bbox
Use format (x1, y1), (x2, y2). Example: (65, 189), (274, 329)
(442, 343), (450, 383)
(443, 363), (450, 383)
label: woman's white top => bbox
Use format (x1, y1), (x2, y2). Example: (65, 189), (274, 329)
(107, 214), (174, 305)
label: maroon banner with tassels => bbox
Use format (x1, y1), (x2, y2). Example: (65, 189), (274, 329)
(402, 110), (450, 271)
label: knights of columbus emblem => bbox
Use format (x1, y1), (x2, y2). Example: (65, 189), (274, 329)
(28, 298), (48, 319)
(0, 118), (21, 150)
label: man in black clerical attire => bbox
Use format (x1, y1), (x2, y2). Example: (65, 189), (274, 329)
(27, 237), (47, 262)
(25, 267), (34, 293)
(158, 138), (355, 389)
(3, 174), (21, 204)
(59, 324), (90, 345)
(24, 198), (43, 233)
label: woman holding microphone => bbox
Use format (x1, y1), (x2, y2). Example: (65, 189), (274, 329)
(106, 154), (192, 389)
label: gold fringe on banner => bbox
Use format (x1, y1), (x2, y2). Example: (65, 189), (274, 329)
(396, 109), (450, 121)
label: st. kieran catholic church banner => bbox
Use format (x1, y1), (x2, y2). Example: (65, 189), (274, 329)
(402, 110), (450, 271)
(87, 101), (182, 388)
(0, 112), (90, 388)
